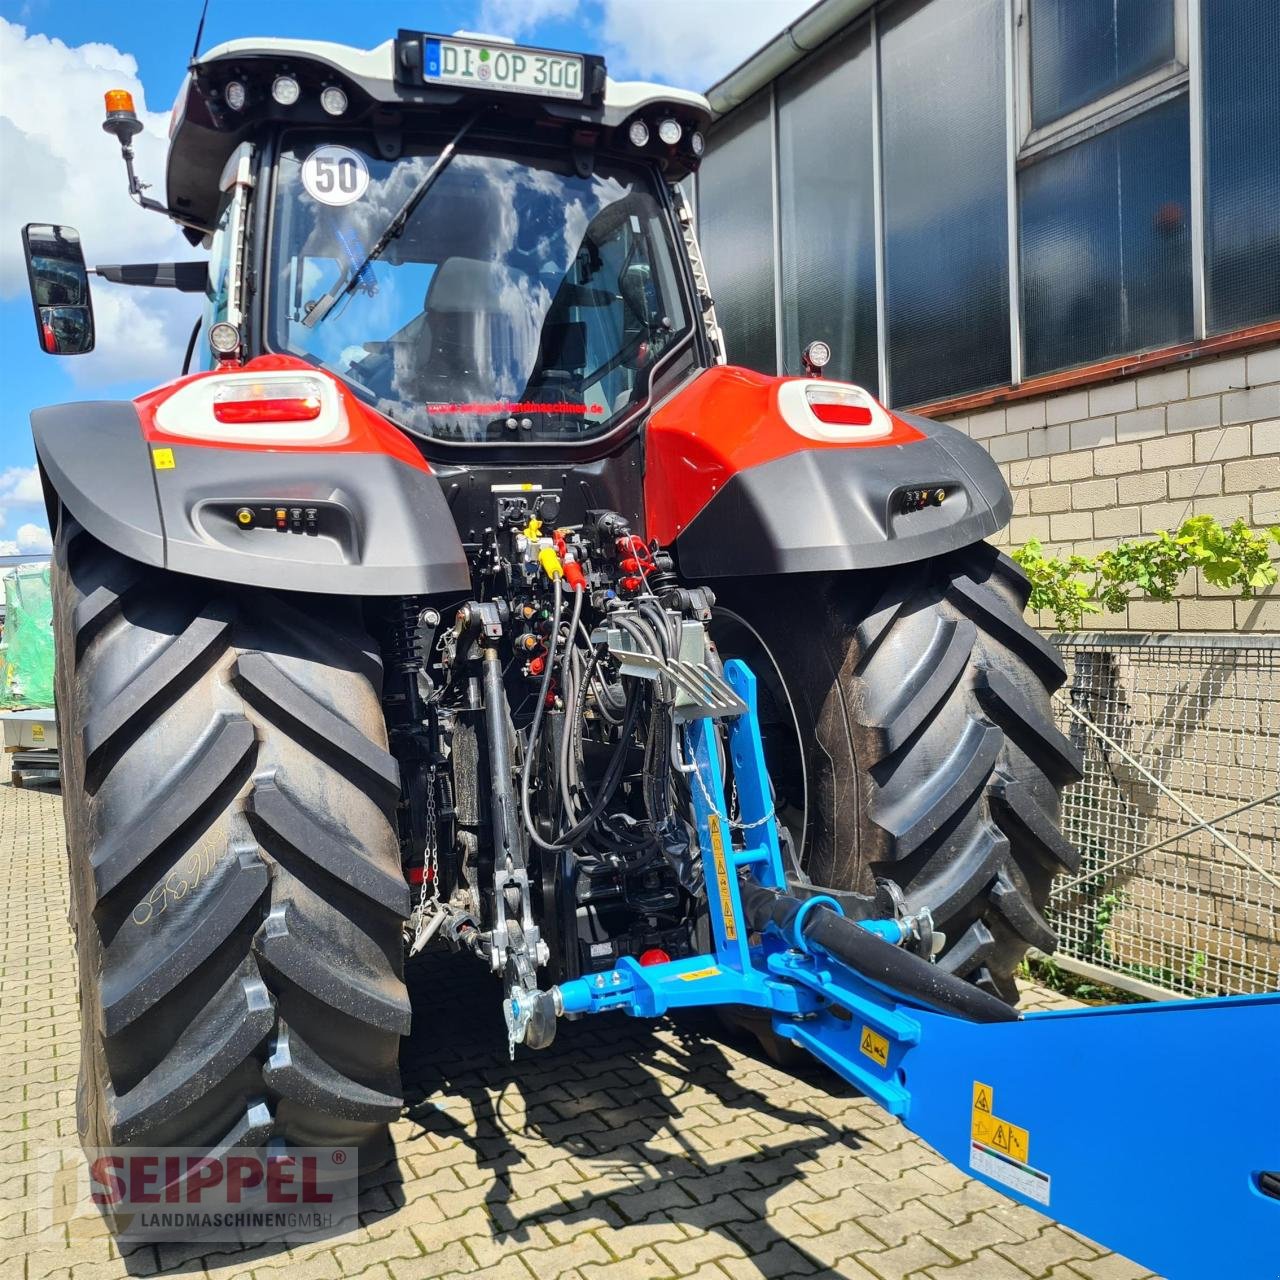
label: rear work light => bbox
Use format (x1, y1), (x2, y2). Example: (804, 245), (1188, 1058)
(212, 378), (324, 424)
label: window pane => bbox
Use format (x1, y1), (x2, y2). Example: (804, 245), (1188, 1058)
(777, 23), (878, 392)
(1020, 97), (1192, 376)
(1203, 0), (1280, 333)
(1030, 0), (1176, 130)
(698, 91), (777, 373)
(880, 0), (1010, 406)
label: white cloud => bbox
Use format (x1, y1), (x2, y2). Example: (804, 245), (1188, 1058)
(598, 0), (813, 90)
(0, 466), (43, 504)
(0, 18), (201, 386)
(0, 541), (18, 556)
(472, 1), (816, 92)
(16, 522), (51, 552)
(476, 0), (578, 40)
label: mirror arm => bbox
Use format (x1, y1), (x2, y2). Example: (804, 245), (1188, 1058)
(93, 262), (209, 292)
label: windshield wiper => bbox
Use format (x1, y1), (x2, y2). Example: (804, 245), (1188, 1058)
(303, 110), (483, 329)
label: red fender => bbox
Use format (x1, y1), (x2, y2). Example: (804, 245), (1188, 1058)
(644, 366), (923, 544)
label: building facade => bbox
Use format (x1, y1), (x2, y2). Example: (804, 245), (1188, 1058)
(692, 0), (1279, 632)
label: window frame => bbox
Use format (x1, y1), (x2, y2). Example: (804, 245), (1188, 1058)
(1015, 0), (1189, 162)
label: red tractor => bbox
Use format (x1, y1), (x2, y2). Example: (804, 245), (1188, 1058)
(24, 28), (1079, 1220)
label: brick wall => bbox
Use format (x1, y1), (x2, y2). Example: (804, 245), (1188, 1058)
(938, 342), (1280, 632)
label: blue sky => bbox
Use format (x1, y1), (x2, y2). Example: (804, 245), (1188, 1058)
(0, 0), (809, 553)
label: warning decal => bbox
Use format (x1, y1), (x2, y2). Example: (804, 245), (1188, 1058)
(968, 1081), (1048, 1205)
(707, 814), (737, 942)
(970, 1143), (1051, 1206)
(676, 967), (721, 982)
(859, 1026), (890, 1067)
(151, 447), (175, 470)
(973, 1114), (1031, 1163)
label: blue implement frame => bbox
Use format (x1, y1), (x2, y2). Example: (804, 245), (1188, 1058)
(554, 660), (1280, 1278)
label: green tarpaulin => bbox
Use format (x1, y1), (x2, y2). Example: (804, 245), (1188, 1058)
(1, 563), (55, 708)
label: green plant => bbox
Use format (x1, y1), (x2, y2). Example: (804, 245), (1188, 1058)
(1088, 890), (1123, 964)
(1012, 516), (1280, 629)
(1024, 955), (1146, 1005)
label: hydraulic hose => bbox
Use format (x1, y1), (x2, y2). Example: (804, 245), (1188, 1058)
(557, 586), (586, 827)
(737, 881), (1019, 1024)
(520, 577), (564, 853)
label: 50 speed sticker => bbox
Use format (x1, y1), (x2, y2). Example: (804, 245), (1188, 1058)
(302, 145), (369, 207)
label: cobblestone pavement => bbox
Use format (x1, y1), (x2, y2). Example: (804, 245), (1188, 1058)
(2, 777), (1158, 1280)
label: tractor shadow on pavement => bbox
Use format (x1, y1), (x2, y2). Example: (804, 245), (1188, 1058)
(114, 946), (872, 1276)
(389, 947), (872, 1274)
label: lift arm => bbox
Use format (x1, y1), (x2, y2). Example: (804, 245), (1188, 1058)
(546, 660), (1280, 1280)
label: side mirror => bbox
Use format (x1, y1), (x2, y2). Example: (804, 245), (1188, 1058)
(21, 224), (95, 355)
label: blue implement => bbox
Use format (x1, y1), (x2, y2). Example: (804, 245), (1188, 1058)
(554, 659), (1280, 1279)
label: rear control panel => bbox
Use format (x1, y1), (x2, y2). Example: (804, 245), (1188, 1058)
(192, 497), (360, 565)
(233, 503), (322, 534)
(897, 485), (950, 514)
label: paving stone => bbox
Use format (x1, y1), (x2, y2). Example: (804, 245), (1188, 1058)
(925, 1209), (1030, 1261)
(1067, 1256), (1161, 1280)
(857, 1197), (954, 1249)
(992, 1224), (1102, 1274)
(388, 1241), (472, 1279)
(854, 1233), (950, 1280)
(793, 1218), (885, 1269)
(925, 1253), (1037, 1280)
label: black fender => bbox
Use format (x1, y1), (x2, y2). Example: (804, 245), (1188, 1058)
(32, 401), (471, 596)
(671, 412), (1011, 578)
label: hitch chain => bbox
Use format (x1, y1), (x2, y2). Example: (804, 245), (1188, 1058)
(409, 764), (446, 956)
(684, 745), (776, 831)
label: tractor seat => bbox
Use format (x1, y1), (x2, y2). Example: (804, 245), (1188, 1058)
(413, 256), (538, 404)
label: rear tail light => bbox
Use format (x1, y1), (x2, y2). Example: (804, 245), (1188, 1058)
(805, 386), (873, 426)
(778, 378), (894, 442)
(152, 370), (345, 445)
(212, 378), (324, 424)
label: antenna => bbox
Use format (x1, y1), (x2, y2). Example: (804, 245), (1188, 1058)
(190, 0), (211, 67)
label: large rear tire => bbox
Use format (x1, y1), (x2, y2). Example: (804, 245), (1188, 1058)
(715, 544), (1082, 1003)
(53, 518), (410, 1168)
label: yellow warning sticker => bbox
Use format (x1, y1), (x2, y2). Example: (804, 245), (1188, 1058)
(31, 724), (45, 742)
(970, 1081), (1031, 1163)
(677, 967), (722, 982)
(986, 1118), (1030, 1163)
(152, 447), (175, 470)
(859, 1026), (890, 1067)
(707, 813), (737, 942)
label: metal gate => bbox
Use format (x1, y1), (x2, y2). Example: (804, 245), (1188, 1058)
(1047, 633), (1280, 1000)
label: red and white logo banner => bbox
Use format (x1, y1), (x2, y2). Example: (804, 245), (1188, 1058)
(37, 1145), (360, 1243)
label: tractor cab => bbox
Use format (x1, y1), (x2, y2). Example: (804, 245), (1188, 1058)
(168, 32), (715, 461)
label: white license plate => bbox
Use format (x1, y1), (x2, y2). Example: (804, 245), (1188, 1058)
(422, 37), (584, 101)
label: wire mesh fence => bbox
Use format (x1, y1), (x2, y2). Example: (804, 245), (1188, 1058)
(1047, 633), (1280, 999)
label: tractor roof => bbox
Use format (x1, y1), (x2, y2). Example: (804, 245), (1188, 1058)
(167, 34), (711, 237)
